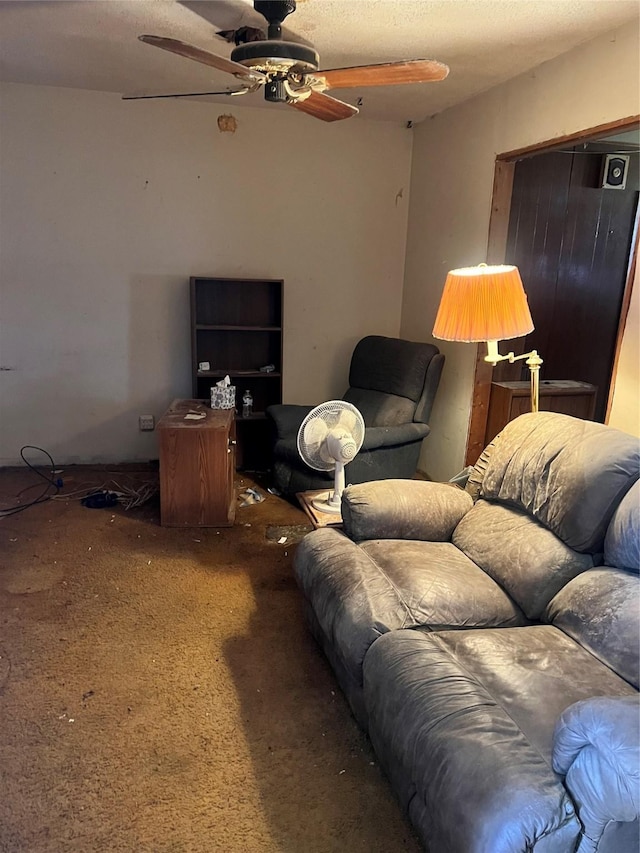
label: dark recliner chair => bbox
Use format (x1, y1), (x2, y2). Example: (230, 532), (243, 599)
(266, 335), (444, 497)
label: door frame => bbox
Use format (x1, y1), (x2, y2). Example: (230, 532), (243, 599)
(465, 114), (640, 466)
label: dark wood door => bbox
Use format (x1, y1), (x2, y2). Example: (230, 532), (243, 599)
(495, 144), (639, 421)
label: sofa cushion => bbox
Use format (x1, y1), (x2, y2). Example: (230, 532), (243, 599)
(544, 568), (640, 689)
(363, 626), (636, 853)
(605, 479), (640, 573)
(343, 387), (415, 427)
(342, 480), (473, 542)
(452, 500), (594, 619)
(293, 528), (528, 696)
(347, 335), (439, 403)
(358, 539), (528, 629)
(479, 412), (640, 553)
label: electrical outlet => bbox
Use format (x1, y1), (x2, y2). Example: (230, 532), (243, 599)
(139, 414), (155, 431)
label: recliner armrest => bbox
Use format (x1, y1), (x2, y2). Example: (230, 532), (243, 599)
(552, 695), (640, 853)
(361, 422), (429, 450)
(266, 404), (314, 440)
(342, 479), (473, 542)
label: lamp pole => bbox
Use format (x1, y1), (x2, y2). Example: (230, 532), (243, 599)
(483, 343), (543, 412)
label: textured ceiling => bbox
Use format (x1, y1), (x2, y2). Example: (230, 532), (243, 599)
(0, 0), (638, 122)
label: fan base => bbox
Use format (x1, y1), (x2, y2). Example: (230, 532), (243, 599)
(312, 492), (341, 515)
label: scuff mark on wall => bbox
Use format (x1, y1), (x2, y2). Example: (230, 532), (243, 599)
(395, 188), (404, 206)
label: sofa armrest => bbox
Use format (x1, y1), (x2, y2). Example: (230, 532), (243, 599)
(552, 695), (640, 853)
(342, 479), (473, 542)
(361, 423), (429, 451)
(266, 404), (313, 440)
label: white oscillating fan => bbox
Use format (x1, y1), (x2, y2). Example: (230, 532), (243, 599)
(297, 400), (365, 514)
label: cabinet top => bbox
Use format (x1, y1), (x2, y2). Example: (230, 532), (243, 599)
(190, 276), (283, 284)
(492, 380), (596, 392)
(158, 399), (234, 430)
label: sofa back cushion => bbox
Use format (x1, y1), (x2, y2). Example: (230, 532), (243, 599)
(348, 335), (439, 401)
(452, 501), (593, 619)
(344, 336), (441, 427)
(604, 480), (640, 573)
(343, 387), (415, 427)
(477, 412), (640, 554)
(545, 568), (639, 689)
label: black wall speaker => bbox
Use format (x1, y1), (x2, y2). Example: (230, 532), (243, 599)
(601, 154), (630, 190)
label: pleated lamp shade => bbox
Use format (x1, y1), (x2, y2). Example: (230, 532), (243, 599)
(432, 264), (534, 343)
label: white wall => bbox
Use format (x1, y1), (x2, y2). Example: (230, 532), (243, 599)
(0, 83), (412, 464)
(402, 22), (640, 481)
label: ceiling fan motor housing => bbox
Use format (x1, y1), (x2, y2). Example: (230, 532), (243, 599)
(231, 40), (319, 102)
(231, 41), (319, 72)
(238, 0), (319, 102)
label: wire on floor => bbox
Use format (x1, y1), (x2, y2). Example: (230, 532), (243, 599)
(0, 446), (62, 517)
(51, 479), (158, 511)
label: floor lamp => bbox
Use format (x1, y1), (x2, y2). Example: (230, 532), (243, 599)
(432, 263), (543, 412)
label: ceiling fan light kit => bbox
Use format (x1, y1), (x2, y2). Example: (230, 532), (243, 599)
(130, 0), (449, 121)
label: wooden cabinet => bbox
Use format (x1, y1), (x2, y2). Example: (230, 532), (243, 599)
(485, 380), (597, 444)
(158, 399), (236, 527)
(190, 276), (283, 471)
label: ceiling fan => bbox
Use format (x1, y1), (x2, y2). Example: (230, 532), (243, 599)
(125, 0), (449, 122)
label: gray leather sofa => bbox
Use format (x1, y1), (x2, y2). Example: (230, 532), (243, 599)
(293, 412), (640, 853)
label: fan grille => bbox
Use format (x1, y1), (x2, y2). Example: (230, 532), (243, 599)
(297, 401), (365, 472)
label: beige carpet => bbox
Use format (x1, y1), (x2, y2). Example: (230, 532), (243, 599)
(0, 465), (421, 853)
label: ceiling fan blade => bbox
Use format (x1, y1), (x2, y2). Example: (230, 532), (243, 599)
(319, 59), (449, 90)
(290, 91), (358, 122)
(138, 35), (266, 83)
(122, 89), (248, 101)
